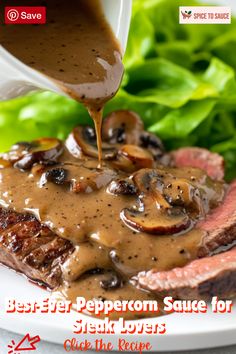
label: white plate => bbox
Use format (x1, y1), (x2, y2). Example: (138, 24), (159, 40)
(0, 266), (236, 351)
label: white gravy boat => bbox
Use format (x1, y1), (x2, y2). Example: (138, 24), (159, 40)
(0, 0), (132, 100)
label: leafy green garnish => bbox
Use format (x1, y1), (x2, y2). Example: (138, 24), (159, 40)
(0, 0), (235, 179)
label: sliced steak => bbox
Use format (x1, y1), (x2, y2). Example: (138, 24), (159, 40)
(0, 207), (74, 289)
(172, 147), (224, 181)
(138, 247), (236, 300)
(198, 180), (236, 257)
(138, 181), (236, 299)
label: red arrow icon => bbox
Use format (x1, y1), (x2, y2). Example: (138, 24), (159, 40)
(8, 333), (41, 352)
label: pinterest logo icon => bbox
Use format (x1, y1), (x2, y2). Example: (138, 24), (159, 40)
(6, 8), (19, 22)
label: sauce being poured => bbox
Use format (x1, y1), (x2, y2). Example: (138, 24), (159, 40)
(0, 0), (124, 163)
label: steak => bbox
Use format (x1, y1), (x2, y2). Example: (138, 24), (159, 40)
(0, 207), (74, 289)
(198, 180), (236, 257)
(138, 181), (236, 299)
(0, 136), (233, 301)
(172, 147), (224, 181)
(138, 247), (236, 300)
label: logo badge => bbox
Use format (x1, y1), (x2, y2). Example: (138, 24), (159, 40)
(179, 6), (231, 24)
(5, 7), (46, 24)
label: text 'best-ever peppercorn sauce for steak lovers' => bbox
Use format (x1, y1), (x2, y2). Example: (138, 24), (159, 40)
(0, 0), (235, 320)
(0, 0), (124, 162)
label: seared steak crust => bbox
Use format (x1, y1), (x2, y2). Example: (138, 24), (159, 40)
(0, 207), (74, 289)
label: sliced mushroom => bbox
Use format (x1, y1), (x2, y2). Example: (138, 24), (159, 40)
(118, 145), (154, 169)
(111, 154), (136, 173)
(133, 168), (163, 190)
(14, 138), (63, 170)
(134, 169), (204, 216)
(163, 178), (204, 216)
(121, 204), (191, 235)
(7, 142), (32, 162)
(132, 168), (170, 208)
(14, 154), (36, 170)
(139, 131), (165, 160)
(71, 167), (117, 193)
(0, 142), (33, 167)
(66, 126), (96, 158)
(102, 110), (144, 145)
(111, 146), (154, 173)
(107, 178), (137, 195)
(120, 169), (191, 235)
(66, 126), (116, 159)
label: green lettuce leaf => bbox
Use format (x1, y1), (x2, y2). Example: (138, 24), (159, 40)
(148, 99), (216, 138)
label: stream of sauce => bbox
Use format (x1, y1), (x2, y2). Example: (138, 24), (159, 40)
(0, 0), (124, 162)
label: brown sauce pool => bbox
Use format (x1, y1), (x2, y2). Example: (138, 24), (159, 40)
(0, 131), (225, 319)
(0, 0), (124, 162)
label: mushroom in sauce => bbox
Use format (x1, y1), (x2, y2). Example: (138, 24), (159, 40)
(102, 110), (144, 145)
(107, 178), (137, 195)
(120, 169), (192, 235)
(66, 126), (117, 160)
(4, 138), (64, 170)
